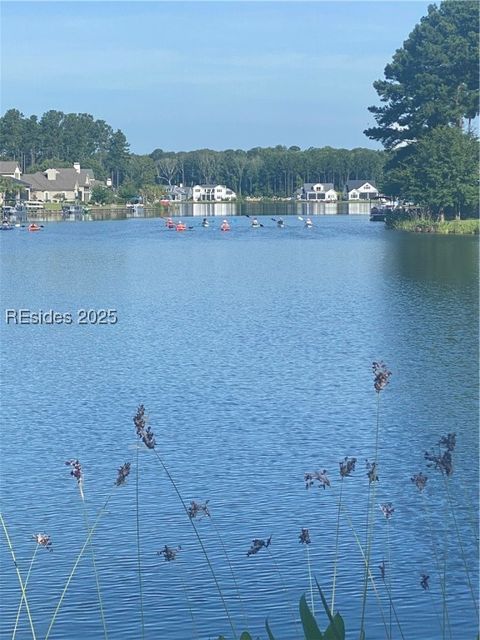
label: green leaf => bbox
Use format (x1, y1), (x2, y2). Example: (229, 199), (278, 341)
(324, 614), (345, 640)
(240, 633), (253, 640)
(314, 578), (344, 640)
(299, 594), (324, 640)
(265, 618), (277, 640)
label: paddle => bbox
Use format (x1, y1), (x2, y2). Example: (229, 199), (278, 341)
(297, 216), (304, 221)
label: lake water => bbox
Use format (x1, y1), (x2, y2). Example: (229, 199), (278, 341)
(1, 213), (478, 640)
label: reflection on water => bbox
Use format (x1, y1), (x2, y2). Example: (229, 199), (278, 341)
(29, 201), (373, 222)
(386, 230), (479, 287)
(171, 200), (372, 217)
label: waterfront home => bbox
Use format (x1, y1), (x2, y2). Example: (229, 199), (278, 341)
(165, 184), (192, 201)
(343, 180), (379, 200)
(21, 162), (96, 202)
(191, 184), (236, 202)
(0, 161), (22, 180)
(0, 161), (32, 205)
(294, 182), (338, 201)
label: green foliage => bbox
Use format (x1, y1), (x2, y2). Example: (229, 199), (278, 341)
(299, 594), (324, 639)
(366, 1), (480, 214)
(90, 185), (116, 205)
(117, 182), (139, 203)
(365, 0), (479, 148)
(265, 593), (346, 640)
(149, 146), (385, 196)
(1, 108), (385, 196)
(386, 127), (479, 216)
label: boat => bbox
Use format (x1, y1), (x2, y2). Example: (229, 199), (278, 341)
(304, 218), (313, 228)
(176, 221), (187, 232)
(251, 218), (261, 228)
(28, 223), (42, 232)
(165, 217), (175, 229)
(220, 220), (231, 232)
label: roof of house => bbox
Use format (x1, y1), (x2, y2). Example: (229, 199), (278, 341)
(303, 182), (335, 191)
(166, 185), (190, 194)
(0, 161), (21, 174)
(194, 184), (226, 189)
(22, 168), (94, 191)
(345, 180), (377, 191)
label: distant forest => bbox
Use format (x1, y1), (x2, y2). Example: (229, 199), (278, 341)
(0, 109), (384, 196)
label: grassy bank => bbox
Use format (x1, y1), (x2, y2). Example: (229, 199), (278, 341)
(386, 212), (479, 235)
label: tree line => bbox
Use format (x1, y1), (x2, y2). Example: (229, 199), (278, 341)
(0, 109), (384, 199)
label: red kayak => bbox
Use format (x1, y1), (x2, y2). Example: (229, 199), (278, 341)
(176, 222), (187, 232)
(28, 224), (41, 232)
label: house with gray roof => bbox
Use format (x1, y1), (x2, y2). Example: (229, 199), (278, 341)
(22, 162), (96, 202)
(343, 180), (379, 201)
(294, 182), (338, 201)
(0, 161), (32, 205)
(165, 184), (192, 201)
(0, 161), (22, 180)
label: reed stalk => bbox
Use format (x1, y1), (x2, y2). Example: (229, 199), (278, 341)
(386, 518), (392, 638)
(420, 493), (452, 640)
(305, 543), (314, 615)
(152, 448), (238, 640)
(44, 494), (112, 640)
(0, 514), (37, 640)
(12, 543), (39, 640)
(210, 514), (249, 630)
(135, 446), (146, 640)
(266, 546), (301, 636)
(442, 475), (479, 618)
(331, 489), (393, 640)
(359, 392), (381, 640)
(179, 567), (199, 639)
(80, 494), (108, 639)
(331, 477), (344, 613)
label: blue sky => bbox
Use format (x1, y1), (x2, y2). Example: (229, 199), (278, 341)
(1, 1), (431, 153)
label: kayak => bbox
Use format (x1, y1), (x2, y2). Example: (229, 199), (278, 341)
(176, 222), (187, 232)
(220, 223), (231, 232)
(165, 218), (175, 228)
(0, 224), (13, 231)
(28, 224), (41, 232)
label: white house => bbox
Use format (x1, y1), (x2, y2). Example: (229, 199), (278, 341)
(22, 162), (96, 202)
(344, 180), (379, 201)
(191, 184), (236, 202)
(294, 182), (338, 201)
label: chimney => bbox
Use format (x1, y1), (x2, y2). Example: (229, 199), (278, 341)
(73, 162), (81, 173)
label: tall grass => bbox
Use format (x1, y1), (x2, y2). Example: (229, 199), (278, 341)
(2, 364), (478, 639)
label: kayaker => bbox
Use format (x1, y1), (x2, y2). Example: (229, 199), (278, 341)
(277, 218), (284, 228)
